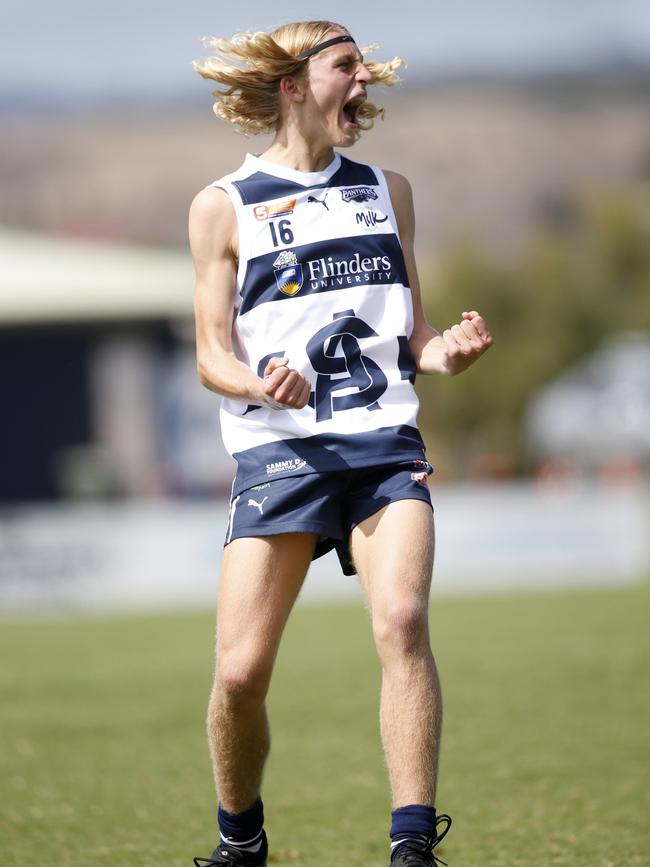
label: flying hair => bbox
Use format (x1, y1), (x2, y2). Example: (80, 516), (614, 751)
(192, 20), (405, 136)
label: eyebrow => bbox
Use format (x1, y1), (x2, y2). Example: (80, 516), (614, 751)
(330, 49), (364, 64)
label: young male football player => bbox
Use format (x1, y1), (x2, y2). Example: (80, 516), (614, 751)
(190, 20), (492, 867)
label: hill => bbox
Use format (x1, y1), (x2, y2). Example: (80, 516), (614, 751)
(2, 78), (648, 258)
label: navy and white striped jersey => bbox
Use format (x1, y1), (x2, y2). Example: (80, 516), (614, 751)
(211, 152), (427, 495)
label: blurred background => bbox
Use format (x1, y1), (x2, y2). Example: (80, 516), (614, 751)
(1, 0), (649, 612)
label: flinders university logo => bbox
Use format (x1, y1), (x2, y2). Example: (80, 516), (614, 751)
(273, 250), (304, 296)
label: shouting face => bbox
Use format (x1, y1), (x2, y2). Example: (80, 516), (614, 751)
(287, 32), (372, 148)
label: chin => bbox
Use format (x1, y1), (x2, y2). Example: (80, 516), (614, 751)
(334, 128), (359, 148)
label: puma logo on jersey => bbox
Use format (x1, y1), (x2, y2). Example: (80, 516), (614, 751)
(247, 496), (268, 515)
(307, 192), (329, 210)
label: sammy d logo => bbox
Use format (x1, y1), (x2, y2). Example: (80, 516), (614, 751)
(273, 250), (304, 296)
(266, 458), (308, 476)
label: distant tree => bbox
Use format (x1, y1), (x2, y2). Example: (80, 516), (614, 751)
(416, 187), (650, 477)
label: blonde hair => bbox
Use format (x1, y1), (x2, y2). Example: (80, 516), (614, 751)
(193, 20), (404, 136)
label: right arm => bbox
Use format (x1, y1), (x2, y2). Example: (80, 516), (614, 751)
(189, 186), (310, 408)
(385, 170), (492, 376)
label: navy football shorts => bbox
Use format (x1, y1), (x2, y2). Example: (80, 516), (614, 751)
(224, 460), (433, 576)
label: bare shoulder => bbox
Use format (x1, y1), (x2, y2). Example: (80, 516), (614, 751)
(189, 185), (235, 229)
(189, 185), (237, 260)
(383, 170), (413, 200)
(383, 169), (411, 193)
(382, 170), (415, 239)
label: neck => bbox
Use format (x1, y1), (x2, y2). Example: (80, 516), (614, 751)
(260, 127), (335, 174)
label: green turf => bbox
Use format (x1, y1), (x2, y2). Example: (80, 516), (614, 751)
(1, 582), (648, 867)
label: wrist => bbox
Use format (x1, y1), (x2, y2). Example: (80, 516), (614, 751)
(247, 377), (266, 404)
(250, 376), (287, 410)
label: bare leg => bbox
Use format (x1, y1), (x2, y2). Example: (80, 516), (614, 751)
(208, 533), (316, 812)
(350, 500), (441, 807)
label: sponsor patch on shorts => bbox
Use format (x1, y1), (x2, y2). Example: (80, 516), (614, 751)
(266, 458), (308, 476)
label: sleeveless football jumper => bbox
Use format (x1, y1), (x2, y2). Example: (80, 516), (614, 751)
(211, 152), (427, 496)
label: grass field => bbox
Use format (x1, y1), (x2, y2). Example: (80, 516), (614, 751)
(1, 582), (648, 867)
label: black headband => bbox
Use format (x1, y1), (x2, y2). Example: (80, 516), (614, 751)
(297, 34), (357, 60)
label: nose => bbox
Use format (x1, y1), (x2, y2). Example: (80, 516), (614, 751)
(356, 62), (371, 83)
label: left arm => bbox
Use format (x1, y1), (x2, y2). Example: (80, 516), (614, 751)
(384, 170), (493, 375)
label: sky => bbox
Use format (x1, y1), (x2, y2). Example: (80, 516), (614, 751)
(3, 0), (650, 102)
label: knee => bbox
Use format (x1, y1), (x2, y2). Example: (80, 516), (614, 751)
(372, 598), (431, 662)
(213, 654), (271, 707)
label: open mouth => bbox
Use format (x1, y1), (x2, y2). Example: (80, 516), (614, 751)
(342, 97), (366, 127)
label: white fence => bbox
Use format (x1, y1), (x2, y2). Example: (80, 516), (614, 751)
(0, 483), (647, 615)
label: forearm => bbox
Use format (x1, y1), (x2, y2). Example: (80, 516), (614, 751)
(409, 326), (452, 376)
(410, 313), (493, 377)
(197, 346), (265, 403)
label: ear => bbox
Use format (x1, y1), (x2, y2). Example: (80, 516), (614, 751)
(279, 74), (306, 103)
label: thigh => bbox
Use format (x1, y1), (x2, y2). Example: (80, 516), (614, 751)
(349, 498), (435, 616)
(216, 533), (317, 677)
(226, 473), (344, 547)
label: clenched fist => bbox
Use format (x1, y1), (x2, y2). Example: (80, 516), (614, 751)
(260, 356), (311, 410)
(440, 311), (493, 375)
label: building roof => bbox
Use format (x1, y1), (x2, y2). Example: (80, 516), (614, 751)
(1, 227), (194, 325)
(526, 333), (650, 460)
